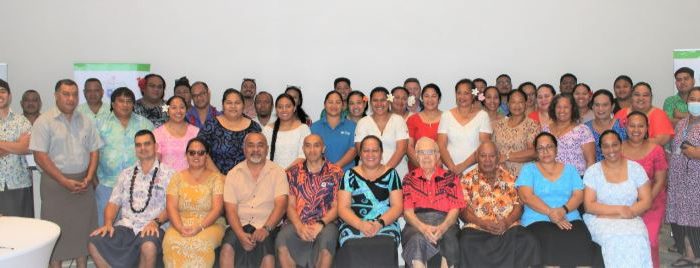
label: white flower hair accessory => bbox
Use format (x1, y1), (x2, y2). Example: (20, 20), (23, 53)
(407, 95), (416, 107)
(161, 104), (169, 113)
(471, 88), (479, 96)
(387, 93), (395, 102)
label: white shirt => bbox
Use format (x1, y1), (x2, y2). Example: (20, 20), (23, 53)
(354, 114), (409, 176)
(437, 110), (492, 174)
(263, 123), (310, 169)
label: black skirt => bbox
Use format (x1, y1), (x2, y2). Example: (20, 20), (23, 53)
(335, 236), (398, 268)
(526, 220), (604, 267)
(459, 226), (540, 268)
(89, 225), (164, 268)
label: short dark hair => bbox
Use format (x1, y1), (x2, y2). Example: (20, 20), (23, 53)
(507, 89), (527, 103)
(422, 83), (442, 100)
(598, 129), (622, 149)
(675, 67), (695, 78)
(55, 79), (78, 92)
(143, 74), (166, 99)
(174, 76), (190, 90)
(186, 137), (210, 155)
(241, 78), (256, 88)
(473, 78), (487, 86)
(110, 87), (136, 111)
(534, 132), (557, 148)
(548, 94), (580, 123)
(85, 78), (102, 87)
(591, 89), (615, 105)
(134, 129), (156, 143)
(191, 81), (209, 92)
(574, 83), (591, 93)
(496, 74), (511, 82)
(391, 86), (409, 96)
(360, 135), (383, 153)
(614, 75), (633, 88)
(0, 79), (10, 94)
(517, 81), (536, 91)
(22, 89), (40, 100)
(537, 84), (556, 96)
(370, 87), (390, 99)
(254, 91), (273, 103)
(167, 95), (186, 106)
(403, 78), (420, 86)
(560, 73), (578, 83)
(455, 79), (474, 92)
(334, 77), (351, 88)
(632, 82), (653, 95)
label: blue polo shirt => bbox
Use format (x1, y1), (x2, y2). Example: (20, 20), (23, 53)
(311, 117), (356, 171)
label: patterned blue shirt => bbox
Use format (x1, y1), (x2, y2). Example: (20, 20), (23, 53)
(96, 113), (154, 187)
(0, 110), (32, 190)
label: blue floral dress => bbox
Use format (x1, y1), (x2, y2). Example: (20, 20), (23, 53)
(582, 161), (652, 268)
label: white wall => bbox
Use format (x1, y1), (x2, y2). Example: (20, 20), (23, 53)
(2, 0), (699, 118)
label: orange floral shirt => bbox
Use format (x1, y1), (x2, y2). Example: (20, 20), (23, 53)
(460, 166), (520, 230)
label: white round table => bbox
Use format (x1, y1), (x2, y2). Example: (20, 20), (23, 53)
(0, 216), (61, 267)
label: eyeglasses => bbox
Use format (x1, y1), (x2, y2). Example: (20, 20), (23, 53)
(187, 150), (207, 156)
(536, 145), (556, 152)
(416, 149), (436, 156)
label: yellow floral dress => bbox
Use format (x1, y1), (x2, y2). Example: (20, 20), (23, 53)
(163, 171), (225, 267)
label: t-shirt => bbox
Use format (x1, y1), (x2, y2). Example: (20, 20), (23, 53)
(437, 110), (492, 174)
(263, 123), (311, 169)
(311, 117), (356, 171)
(515, 163), (584, 226)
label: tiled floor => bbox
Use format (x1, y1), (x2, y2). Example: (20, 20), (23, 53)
(67, 224), (682, 268)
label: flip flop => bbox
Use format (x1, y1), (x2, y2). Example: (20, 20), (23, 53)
(671, 258), (695, 267)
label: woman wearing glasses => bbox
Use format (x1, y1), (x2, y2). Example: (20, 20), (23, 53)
(516, 132), (602, 267)
(163, 138), (225, 267)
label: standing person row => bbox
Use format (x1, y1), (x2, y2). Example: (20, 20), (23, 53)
(30, 79), (103, 268)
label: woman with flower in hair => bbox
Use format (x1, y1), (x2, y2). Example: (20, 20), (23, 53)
(406, 83), (443, 172)
(437, 79), (492, 175)
(346, 91), (368, 123)
(389, 86), (414, 120)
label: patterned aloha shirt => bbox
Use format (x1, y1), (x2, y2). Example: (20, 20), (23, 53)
(96, 113), (154, 187)
(460, 166), (520, 230)
(0, 110), (32, 190)
(109, 160), (174, 234)
(134, 99), (168, 127)
(286, 160), (343, 224)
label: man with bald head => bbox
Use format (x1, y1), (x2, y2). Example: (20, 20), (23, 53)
(221, 132), (289, 268)
(458, 142), (540, 267)
(276, 134), (343, 268)
(401, 137), (464, 267)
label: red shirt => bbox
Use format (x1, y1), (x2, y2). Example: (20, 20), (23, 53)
(402, 166), (466, 212)
(406, 113), (440, 171)
(614, 107), (674, 139)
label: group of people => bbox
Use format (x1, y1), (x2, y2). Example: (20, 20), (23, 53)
(0, 68), (698, 268)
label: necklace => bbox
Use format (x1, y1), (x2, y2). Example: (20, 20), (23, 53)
(129, 165), (159, 214)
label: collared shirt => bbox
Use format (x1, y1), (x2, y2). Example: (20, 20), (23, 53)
(461, 166), (520, 230)
(77, 102), (111, 122)
(663, 93), (688, 120)
(96, 113), (154, 187)
(0, 110), (32, 190)
(403, 166), (465, 213)
(185, 105), (220, 129)
(109, 160), (174, 234)
(224, 159), (289, 228)
(311, 117), (356, 171)
(134, 99), (168, 127)
(286, 160), (343, 224)
(29, 108), (103, 173)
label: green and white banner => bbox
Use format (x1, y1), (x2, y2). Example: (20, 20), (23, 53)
(673, 49), (700, 82)
(73, 63), (151, 103)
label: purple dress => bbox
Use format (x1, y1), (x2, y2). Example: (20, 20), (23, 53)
(542, 124), (594, 176)
(667, 117), (700, 227)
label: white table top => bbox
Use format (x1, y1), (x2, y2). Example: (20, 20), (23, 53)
(0, 216), (60, 260)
